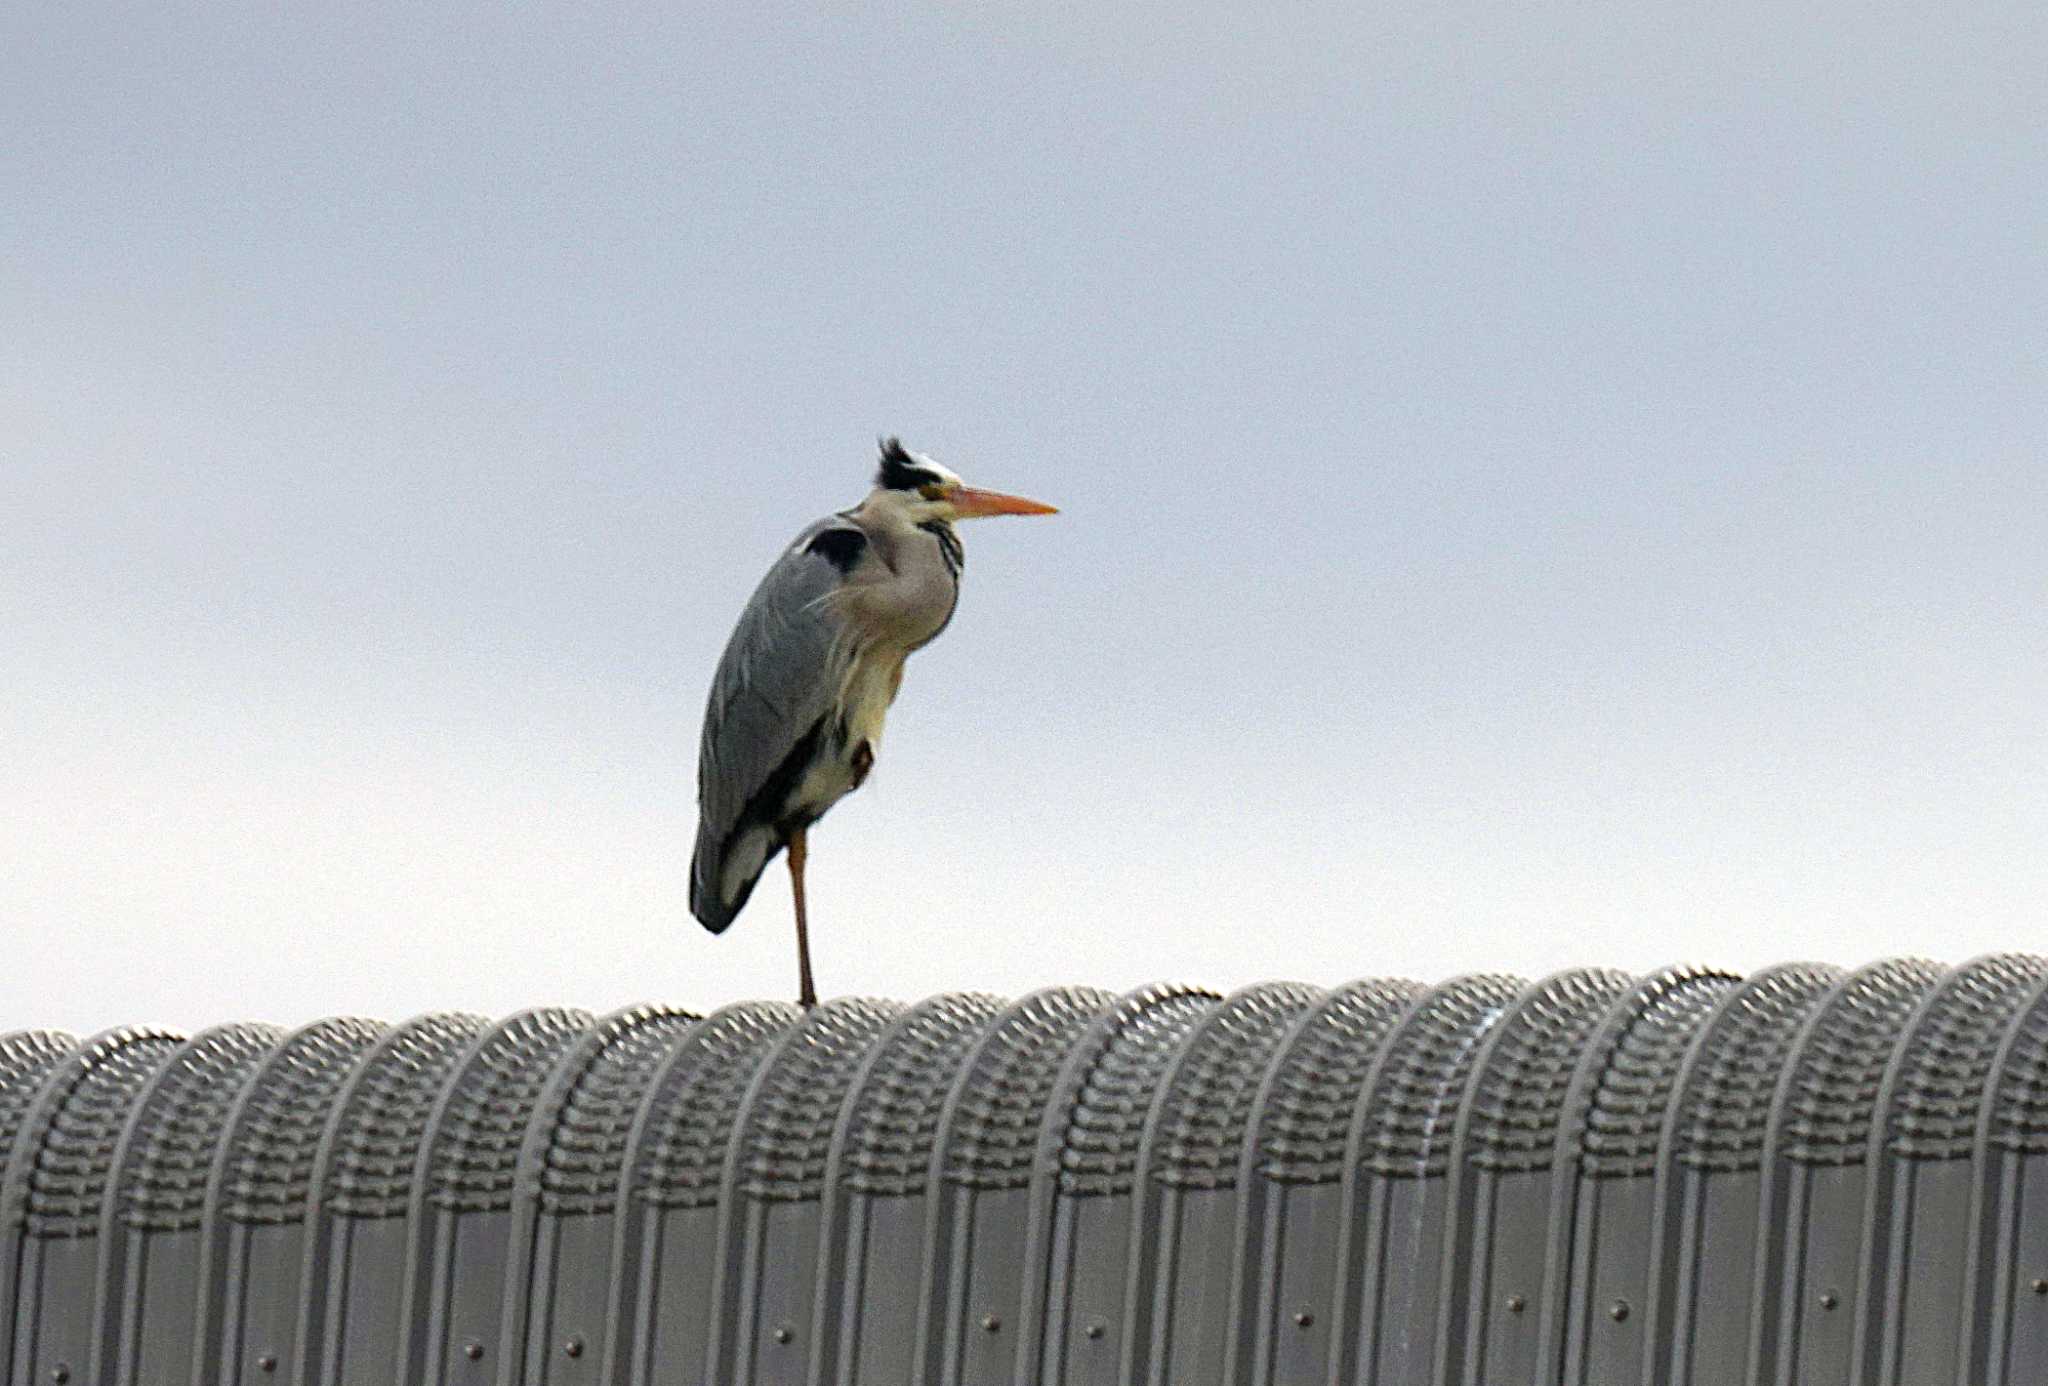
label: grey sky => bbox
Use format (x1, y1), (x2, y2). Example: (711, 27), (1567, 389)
(5, 3), (2045, 1033)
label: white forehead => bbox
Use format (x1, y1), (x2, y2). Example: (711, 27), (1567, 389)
(908, 450), (964, 487)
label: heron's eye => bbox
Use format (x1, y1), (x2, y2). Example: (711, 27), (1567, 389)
(919, 483), (944, 501)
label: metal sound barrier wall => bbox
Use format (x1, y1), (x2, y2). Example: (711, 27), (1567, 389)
(4, 957), (2048, 1384)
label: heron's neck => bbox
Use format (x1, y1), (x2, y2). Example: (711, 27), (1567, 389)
(918, 518), (964, 578)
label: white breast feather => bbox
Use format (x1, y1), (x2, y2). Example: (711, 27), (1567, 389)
(840, 649), (902, 754)
(789, 644), (903, 812)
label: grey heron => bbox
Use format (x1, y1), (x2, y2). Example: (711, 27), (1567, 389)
(690, 438), (1057, 1006)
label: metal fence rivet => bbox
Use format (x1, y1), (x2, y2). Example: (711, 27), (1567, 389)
(1609, 1300), (1630, 1322)
(981, 1313), (1002, 1333)
(1293, 1311), (1315, 1328)
(51, 1368), (71, 1386)
(2033, 1277), (2048, 1296)
(1820, 1291), (1839, 1310)
(774, 1325), (794, 1345)
(463, 1341), (484, 1361)
(257, 1354), (278, 1373)
(1507, 1294), (1526, 1314)
(1084, 1321), (1106, 1341)
(563, 1336), (584, 1357)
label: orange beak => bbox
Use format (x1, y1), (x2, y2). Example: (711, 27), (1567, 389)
(949, 486), (1059, 518)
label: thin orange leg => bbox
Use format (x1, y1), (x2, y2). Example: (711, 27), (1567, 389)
(787, 828), (817, 1008)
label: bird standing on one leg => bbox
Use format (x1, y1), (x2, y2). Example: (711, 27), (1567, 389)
(689, 438), (1058, 1006)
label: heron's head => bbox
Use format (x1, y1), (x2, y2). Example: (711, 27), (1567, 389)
(872, 437), (1058, 523)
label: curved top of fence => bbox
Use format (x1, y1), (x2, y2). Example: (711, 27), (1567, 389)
(3, 956), (2045, 1386)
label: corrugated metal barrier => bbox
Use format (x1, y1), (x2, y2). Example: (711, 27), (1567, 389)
(5, 957), (2048, 1384)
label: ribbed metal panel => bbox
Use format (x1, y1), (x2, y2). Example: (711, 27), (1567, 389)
(1439, 967), (1637, 1386)
(1538, 966), (1743, 1386)
(1332, 972), (1523, 1386)
(92, 1023), (285, 1386)
(605, 1000), (799, 1386)
(1124, 980), (1321, 1386)
(296, 1011), (489, 1386)
(705, 997), (902, 1386)
(399, 1007), (595, 1384)
(5, 960), (2047, 1385)
(502, 1004), (698, 1386)
(915, 986), (1114, 1386)
(1229, 976), (1425, 1386)
(1966, 964), (2048, 1386)
(1751, 959), (1946, 1386)
(2, 1027), (184, 1386)
(1017, 983), (1220, 1386)
(196, 1015), (387, 1386)
(813, 992), (1005, 1386)
(1648, 961), (1845, 1386)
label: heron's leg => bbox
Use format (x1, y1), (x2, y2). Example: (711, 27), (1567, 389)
(787, 828), (817, 1008)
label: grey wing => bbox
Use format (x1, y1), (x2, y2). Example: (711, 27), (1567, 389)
(690, 517), (861, 931)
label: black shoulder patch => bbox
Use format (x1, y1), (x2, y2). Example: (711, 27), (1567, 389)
(805, 525), (867, 573)
(876, 436), (944, 491)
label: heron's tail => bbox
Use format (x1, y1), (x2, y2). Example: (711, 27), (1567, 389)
(689, 820), (777, 934)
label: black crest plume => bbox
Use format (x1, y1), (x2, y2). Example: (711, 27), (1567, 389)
(876, 436), (943, 490)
